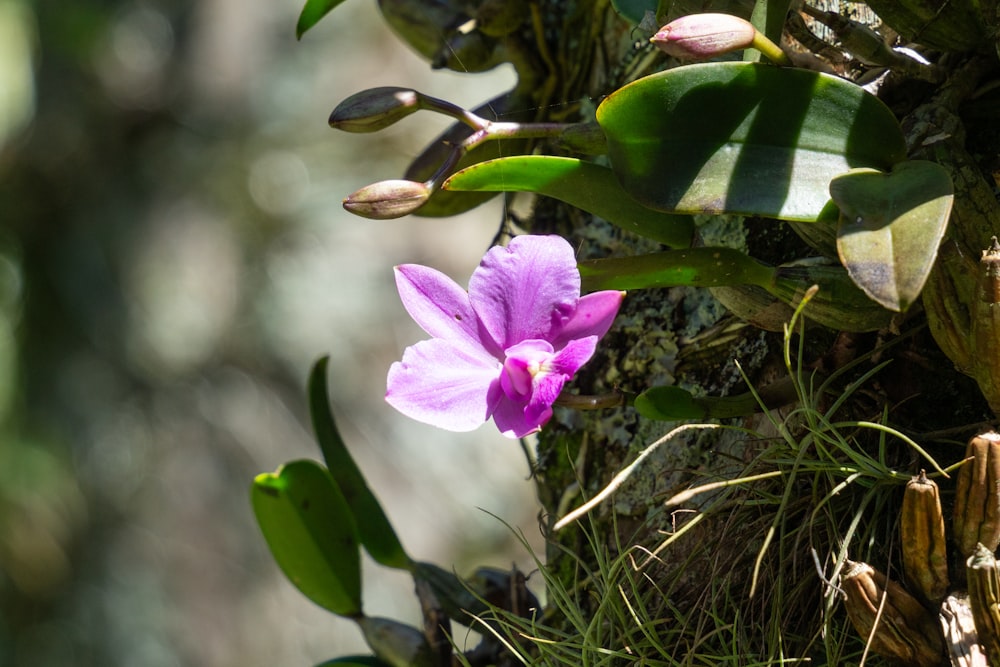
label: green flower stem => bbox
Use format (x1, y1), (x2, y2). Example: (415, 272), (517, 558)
(750, 31), (791, 66)
(553, 390), (626, 410)
(423, 120), (585, 189)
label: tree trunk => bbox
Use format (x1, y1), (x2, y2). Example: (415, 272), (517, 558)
(486, 1), (1000, 662)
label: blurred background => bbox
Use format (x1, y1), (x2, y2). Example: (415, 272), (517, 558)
(0, 0), (543, 664)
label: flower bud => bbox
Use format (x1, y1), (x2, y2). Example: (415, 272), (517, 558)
(840, 560), (944, 667)
(650, 13), (756, 60)
(972, 237), (1000, 415)
(329, 87), (422, 133)
(343, 179), (431, 219)
(966, 543), (1000, 666)
(900, 470), (949, 604)
(953, 431), (1000, 559)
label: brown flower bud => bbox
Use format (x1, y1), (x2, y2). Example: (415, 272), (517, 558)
(343, 179), (431, 219)
(840, 560), (944, 667)
(329, 87), (422, 133)
(900, 470), (950, 603)
(953, 431), (1000, 559)
(650, 13), (756, 60)
(972, 238), (1000, 415)
(966, 543), (1000, 666)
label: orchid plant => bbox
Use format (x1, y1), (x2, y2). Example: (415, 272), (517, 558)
(250, 0), (1000, 664)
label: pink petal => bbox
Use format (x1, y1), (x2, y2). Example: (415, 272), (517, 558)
(523, 372), (565, 426)
(491, 397), (548, 439)
(547, 336), (599, 379)
(469, 235), (580, 351)
(386, 338), (502, 432)
(394, 264), (484, 350)
(553, 290), (624, 347)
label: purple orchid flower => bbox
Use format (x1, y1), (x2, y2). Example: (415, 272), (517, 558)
(386, 235), (624, 438)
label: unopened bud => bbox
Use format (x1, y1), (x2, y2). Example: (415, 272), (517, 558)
(651, 13), (756, 60)
(329, 87), (422, 133)
(343, 179), (431, 219)
(840, 560), (944, 667)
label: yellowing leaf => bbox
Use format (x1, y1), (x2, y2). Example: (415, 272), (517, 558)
(831, 161), (954, 312)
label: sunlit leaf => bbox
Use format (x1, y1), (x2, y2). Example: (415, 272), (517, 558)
(309, 357), (412, 570)
(251, 460), (362, 616)
(296, 0), (351, 39)
(597, 62), (906, 221)
(831, 160), (954, 312)
(444, 155), (694, 248)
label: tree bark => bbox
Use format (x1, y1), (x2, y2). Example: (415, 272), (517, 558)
(499, 1), (1000, 660)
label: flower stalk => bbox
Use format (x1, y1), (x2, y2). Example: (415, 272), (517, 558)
(335, 88), (589, 218)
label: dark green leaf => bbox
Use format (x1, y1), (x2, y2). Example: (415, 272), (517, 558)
(597, 62), (906, 221)
(444, 156), (694, 248)
(634, 386), (707, 421)
(251, 460), (362, 616)
(296, 0), (350, 39)
(309, 357), (412, 570)
(635, 378), (800, 421)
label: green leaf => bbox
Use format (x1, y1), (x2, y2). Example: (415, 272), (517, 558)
(309, 357), (412, 570)
(634, 386), (707, 420)
(296, 0), (350, 39)
(635, 377), (800, 421)
(578, 247), (774, 292)
(444, 156), (694, 248)
(596, 62), (906, 221)
(251, 460), (362, 616)
(831, 160), (954, 312)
